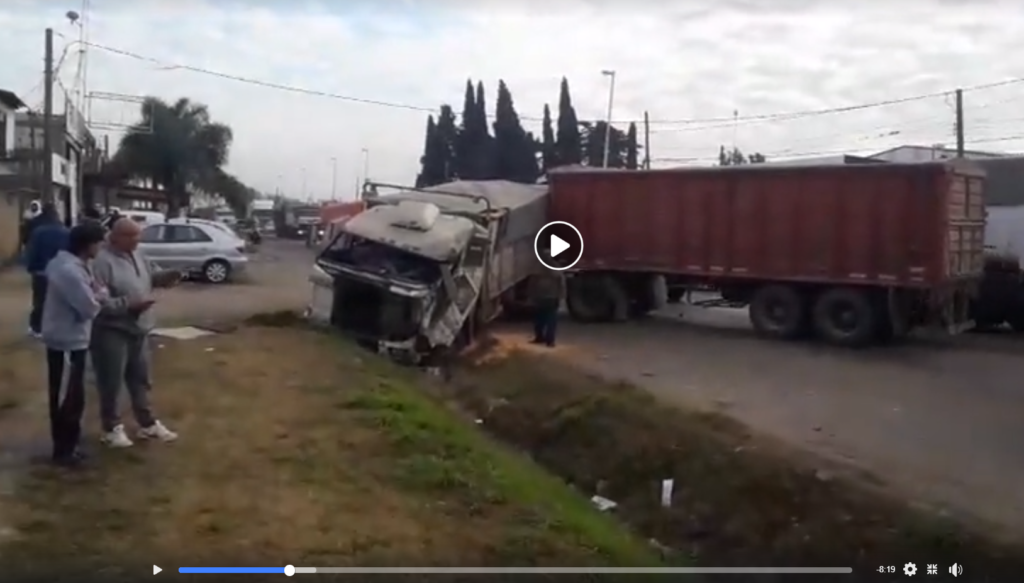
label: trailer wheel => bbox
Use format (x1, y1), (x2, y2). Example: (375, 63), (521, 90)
(566, 275), (629, 323)
(749, 285), (808, 340)
(812, 287), (876, 347)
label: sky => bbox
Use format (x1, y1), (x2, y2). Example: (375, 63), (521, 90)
(1, 0), (1023, 201)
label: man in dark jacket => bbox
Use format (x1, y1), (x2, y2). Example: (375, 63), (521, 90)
(24, 203), (69, 338)
(528, 253), (567, 347)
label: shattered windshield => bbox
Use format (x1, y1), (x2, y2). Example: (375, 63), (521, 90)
(320, 234), (443, 285)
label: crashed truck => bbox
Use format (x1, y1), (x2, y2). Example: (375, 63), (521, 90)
(306, 180), (547, 363)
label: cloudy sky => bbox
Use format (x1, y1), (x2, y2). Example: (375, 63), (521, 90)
(2, 0), (1023, 200)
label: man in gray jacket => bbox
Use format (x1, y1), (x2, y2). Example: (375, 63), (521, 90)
(91, 218), (181, 448)
(40, 222), (108, 467)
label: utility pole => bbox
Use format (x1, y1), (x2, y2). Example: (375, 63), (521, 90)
(330, 157), (338, 200)
(601, 70), (616, 168)
(955, 88), (965, 158)
(42, 27), (55, 203)
(643, 111), (651, 170)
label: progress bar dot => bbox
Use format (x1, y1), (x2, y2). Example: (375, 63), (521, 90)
(285, 565), (295, 577)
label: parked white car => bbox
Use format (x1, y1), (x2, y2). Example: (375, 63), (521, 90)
(139, 219), (249, 283)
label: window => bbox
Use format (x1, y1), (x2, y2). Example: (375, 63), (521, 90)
(141, 226), (164, 243)
(165, 225), (212, 243)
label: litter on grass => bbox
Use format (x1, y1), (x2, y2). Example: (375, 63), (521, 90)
(151, 327), (217, 341)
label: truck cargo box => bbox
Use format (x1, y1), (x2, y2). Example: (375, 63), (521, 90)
(548, 161), (986, 288)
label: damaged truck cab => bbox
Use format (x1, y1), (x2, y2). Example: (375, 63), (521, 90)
(308, 180), (547, 363)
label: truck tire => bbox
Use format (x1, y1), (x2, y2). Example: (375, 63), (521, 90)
(748, 285), (808, 340)
(566, 275), (629, 323)
(812, 287), (876, 347)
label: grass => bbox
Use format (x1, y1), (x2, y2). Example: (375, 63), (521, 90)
(441, 335), (1024, 571)
(0, 324), (660, 581)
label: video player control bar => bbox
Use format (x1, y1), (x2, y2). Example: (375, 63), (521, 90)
(176, 566), (853, 575)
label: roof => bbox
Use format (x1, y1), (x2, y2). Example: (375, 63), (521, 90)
(343, 204), (478, 262)
(870, 144), (1009, 159)
(0, 89), (26, 111)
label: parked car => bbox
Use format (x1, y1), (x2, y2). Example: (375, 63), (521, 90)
(139, 220), (249, 283)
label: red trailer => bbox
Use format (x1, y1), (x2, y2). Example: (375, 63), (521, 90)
(546, 161), (987, 346)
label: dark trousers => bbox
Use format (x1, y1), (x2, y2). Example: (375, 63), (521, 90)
(532, 300), (560, 346)
(46, 349), (88, 459)
(29, 275), (48, 333)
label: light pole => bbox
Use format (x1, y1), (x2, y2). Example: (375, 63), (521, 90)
(330, 157), (337, 200)
(301, 167), (307, 198)
(361, 148), (370, 183)
(601, 69), (616, 168)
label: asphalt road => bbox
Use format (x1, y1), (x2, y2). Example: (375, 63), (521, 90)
(542, 302), (1024, 540)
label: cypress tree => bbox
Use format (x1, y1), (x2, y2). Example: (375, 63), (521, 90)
(456, 79), (477, 179)
(416, 116), (446, 187)
(626, 122), (639, 170)
(541, 104), (556, 172)
(555, 77), (581, 166)
(434, 105), (459, 182)
(474, 80), (494, 179)
(492, 80), (540, 184)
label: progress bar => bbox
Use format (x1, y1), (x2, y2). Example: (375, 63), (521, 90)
(179, 567), (853, 575)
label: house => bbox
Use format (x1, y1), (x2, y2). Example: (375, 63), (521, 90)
(0, 88), (31, 265)
(765, 154), (886, 166)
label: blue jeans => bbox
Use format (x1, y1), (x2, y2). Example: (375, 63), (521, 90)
(532, 300), (559, 346)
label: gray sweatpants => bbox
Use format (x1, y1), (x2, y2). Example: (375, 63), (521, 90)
(90, 327), (156, 432)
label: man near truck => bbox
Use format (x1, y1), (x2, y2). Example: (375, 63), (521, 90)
(528, 252), (566, 347)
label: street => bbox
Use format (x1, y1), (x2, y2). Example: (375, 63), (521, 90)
(533, 303), (1024, 540)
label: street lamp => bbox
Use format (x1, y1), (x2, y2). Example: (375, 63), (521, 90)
(601, 69), (616, 168)
(361, 148), (370, 183)
(330, 157), (337, 200)
(301, 167), (307, 198)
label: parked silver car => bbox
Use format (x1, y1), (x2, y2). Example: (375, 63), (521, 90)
(139, 219), (249, 283)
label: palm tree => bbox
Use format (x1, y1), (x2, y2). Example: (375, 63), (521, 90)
(115, 97), (233, 216)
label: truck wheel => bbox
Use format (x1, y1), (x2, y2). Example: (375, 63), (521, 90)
(566, 275), (629, 323)
(749, 285), (808, 340)
(812, 287), (876, 347)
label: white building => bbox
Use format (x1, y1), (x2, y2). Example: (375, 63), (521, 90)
(869, 144), (1009, 163)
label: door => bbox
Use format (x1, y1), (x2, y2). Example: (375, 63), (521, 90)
(162, 225), (214, 271)
(139, 225), (169, 269)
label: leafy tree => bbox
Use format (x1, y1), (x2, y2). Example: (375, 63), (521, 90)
(492, 80), (540, 183)
(115, 96), (233, 216)
(416, 115), (447, 187)
(718, 146), (767, 166)
(580, 121), (628, 168)
(626, 122), (639, 170)
(199, 169), (253, 217)
(555, 77), (581, 166)
(540, 104), (556, 172)
(456, 79), (478, 180)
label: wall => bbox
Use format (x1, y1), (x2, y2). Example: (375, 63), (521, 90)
(0, 189), (26, 265)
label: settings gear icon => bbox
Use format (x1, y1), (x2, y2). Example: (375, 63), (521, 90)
(903, 563), (918, 576)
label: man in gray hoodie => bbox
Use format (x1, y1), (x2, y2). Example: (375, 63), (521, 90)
(40, 222), (108, 467)
(91, 218), (181, 448)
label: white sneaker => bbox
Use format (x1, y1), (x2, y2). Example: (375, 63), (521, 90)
(101, 424), (134, 448)
(138, 420), (177, 442)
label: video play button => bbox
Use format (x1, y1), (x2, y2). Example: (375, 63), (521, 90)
(534, 221), (584, 271)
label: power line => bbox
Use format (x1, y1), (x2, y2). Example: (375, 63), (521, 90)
(83, 39), (1024, 127)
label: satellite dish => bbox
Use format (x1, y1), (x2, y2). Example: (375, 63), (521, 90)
(66, 10), (80, 24)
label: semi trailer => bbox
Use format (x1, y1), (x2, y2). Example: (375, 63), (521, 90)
(546, 161), (987, 347)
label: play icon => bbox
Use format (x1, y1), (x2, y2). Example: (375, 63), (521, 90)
(550, 233), (570, 257)
(534, 221), (584, 271)
(154, 566), (162, 575)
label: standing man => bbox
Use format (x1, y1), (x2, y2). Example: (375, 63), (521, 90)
(24, 202), (69, 338)
(91, 218), (180, 448)
(40, 222), (108, 467)
(528, 254), (567, 348)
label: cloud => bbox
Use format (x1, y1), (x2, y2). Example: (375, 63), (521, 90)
(1, 1), (1022, 200)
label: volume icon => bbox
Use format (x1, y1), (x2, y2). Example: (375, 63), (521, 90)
(948, 563), (963, 577)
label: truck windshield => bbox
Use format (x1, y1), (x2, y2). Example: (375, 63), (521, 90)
(321, 235), (442, 285)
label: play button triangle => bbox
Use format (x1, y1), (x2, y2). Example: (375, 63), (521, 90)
(550, 234), (570, 257)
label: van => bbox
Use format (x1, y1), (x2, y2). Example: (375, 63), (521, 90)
(125, 210), (166, 227)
